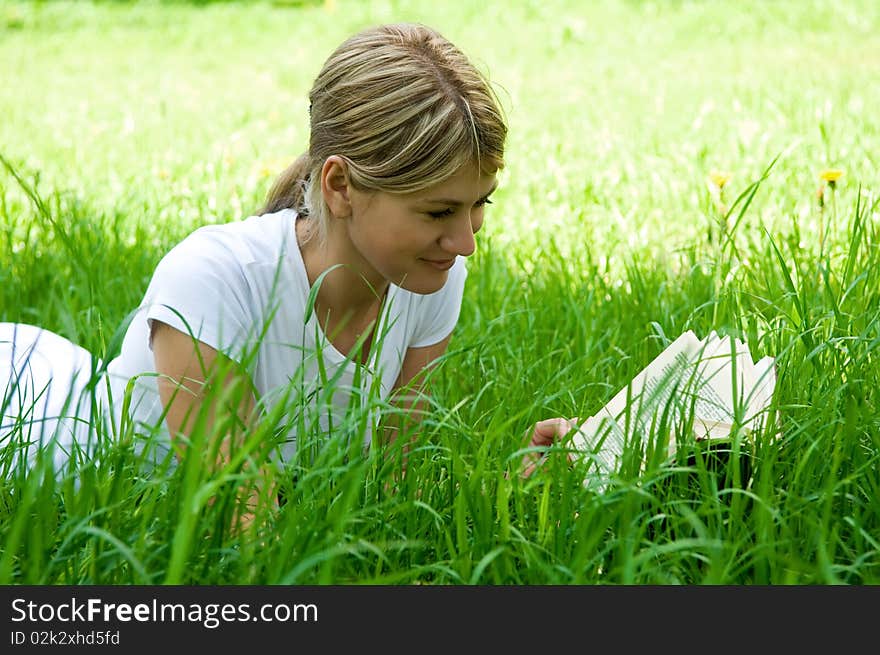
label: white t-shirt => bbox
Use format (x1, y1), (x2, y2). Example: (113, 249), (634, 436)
(99, 208), (467, 467)
(1, 322), (96, 473)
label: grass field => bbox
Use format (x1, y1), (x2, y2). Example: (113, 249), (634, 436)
(1, 0), (879, 584)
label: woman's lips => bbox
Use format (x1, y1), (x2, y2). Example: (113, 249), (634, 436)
(421, 257), (456, 271)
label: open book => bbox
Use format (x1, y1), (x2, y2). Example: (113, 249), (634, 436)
(570, 330), (777, 484)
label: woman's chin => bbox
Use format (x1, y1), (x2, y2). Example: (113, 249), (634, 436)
(397, 271), (449, 295)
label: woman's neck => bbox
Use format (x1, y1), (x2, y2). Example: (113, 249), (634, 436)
(297, 218), (387, 308)
(296, 217), (388, 360)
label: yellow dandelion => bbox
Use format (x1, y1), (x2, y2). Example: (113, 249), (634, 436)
(708, 171), (731, 190)
(819, 169), (844, 183)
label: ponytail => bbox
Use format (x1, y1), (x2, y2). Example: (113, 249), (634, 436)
(259, 152), (312, 215)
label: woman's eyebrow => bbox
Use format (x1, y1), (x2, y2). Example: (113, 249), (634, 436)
(422, 181), (499, 206)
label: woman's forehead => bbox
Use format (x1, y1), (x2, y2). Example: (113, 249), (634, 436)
(418, 164), (497, 200)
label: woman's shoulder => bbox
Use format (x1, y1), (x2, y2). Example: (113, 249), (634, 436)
(167, 209), (297, 266)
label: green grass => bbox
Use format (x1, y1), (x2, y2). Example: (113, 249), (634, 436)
(1, 0), (879, 584)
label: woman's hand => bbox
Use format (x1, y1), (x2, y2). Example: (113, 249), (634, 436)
(520, 417), (580, 478)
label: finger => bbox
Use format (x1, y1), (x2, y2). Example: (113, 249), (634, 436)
(520, 451), (542, 478)
(522, 417), (584, 479)
(530, 418), (564, 446)
(530, 417), (581, 447)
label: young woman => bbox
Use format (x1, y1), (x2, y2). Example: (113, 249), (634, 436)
(1, 23), (573, 518)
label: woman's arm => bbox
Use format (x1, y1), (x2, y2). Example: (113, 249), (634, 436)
(150, 320), (272, 529)
(381, 334), (577, 480)
(381, 334), (453, 465)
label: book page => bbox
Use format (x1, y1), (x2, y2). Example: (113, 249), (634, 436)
(745, 355), (777, 433)
(573, 332), (704, 473)
(735, 338), (757, 396)
(693, 418), (734, 440)
(753, 356), (776, 404)
(694, 332), (752, 423)
(598, 331), (703, 420)
(570, 412), (626, 475)
(624, 332), (739, 437)
(680, 375), (736, 425)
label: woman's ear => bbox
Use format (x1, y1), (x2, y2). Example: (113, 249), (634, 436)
(320, 155), (353, 218)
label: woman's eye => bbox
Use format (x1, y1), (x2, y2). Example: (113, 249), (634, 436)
(427, 198), (491, 220)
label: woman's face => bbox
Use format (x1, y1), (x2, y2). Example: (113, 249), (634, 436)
(343, 161), (497, 294)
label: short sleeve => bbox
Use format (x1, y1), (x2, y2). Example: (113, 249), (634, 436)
(143, 227), (254, 361)
(409, 256), (468, 349)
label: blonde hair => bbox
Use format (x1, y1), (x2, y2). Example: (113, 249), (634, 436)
(260, 22), (507, 241)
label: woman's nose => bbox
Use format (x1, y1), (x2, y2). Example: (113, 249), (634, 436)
(440, 211), (479, 256)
